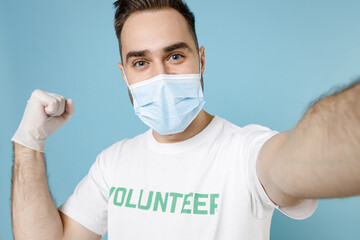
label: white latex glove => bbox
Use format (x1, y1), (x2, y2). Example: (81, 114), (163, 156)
(11, 89), (75, 152)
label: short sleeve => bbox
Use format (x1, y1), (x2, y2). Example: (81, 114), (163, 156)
(58, 153), (109, 236)
(242, 124), (318, 220)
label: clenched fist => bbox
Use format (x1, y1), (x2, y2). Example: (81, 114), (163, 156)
(11, 89), (75, 152)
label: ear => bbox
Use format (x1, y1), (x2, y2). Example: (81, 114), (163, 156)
(199, 46), (205, 75)
(117, 62), (128, 86)
(117, 62), (134, 104)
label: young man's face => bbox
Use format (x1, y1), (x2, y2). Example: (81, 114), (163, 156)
(118, 8), (204, 86)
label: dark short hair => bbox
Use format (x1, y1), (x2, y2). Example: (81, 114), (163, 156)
(113, 0), (199, 60)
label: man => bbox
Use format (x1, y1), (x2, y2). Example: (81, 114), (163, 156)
(11, 0), (360, 239)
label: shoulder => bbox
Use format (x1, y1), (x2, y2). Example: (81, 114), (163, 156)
(217, 116), (278, 144)
(239, 124), (279, 143)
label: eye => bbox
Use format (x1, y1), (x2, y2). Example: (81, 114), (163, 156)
(134, 60), (147, 68)
(169, 53), (183, 62)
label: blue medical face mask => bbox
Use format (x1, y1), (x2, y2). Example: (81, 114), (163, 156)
(123, 55), (205, 135)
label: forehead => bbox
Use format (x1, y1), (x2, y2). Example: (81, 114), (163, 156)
(121, 8), (196, 57)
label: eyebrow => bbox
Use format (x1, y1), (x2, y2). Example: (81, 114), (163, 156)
(164, 42), (192, 53)
(126, 50), (150, 64)
(125, 42), (192, 64)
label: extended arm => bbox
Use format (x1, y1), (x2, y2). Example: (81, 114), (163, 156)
(257, 81), (360, 207)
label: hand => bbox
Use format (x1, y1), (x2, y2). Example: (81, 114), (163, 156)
(11, 89), (75, 152)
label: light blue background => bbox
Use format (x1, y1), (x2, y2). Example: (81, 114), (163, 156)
(1, 0), (360, 239)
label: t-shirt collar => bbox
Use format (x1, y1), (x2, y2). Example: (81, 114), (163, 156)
(146, 115), (221, 154)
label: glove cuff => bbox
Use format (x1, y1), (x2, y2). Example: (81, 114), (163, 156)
(11, 129), (45, 153)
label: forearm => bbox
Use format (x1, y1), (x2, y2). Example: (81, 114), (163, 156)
(12, 142), (64, 240)
(272, 81), (360, 199)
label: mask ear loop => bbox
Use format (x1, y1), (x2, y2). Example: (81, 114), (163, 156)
(199, 51), (202, 76)
(122, 67), (131, 89)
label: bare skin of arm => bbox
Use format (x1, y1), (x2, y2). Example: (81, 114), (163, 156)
(257, 81), (360, 207)
(11, 143), (101, 240)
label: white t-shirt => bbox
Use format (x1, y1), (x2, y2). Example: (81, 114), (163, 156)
(59, 115), (318, 239)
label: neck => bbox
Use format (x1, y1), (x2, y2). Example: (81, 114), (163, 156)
(152, 110), (214, 143)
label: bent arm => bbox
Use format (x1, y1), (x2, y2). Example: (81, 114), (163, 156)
(11, 143), (101, 240)
(257, 81), (360, 206)
(11, 143), (62, 239)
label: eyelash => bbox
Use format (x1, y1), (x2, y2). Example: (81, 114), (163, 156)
(132, 53), (185, 68)
(168, 53), (184, 62)
(133, 60), (147, 68)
